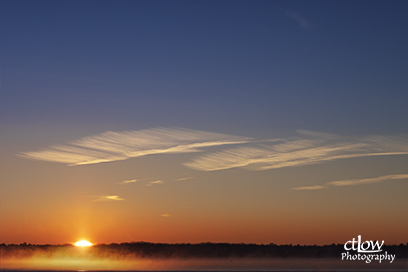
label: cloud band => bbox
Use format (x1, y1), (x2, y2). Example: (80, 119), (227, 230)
(20, 127), (250, 166)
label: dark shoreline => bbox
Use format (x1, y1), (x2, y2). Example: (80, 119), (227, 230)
(1, 242), (407, 259)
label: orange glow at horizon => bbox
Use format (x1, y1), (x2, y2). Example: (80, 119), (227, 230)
(74, 240), (93, 247)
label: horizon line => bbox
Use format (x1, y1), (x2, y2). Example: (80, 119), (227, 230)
(2, 241), (408, 247)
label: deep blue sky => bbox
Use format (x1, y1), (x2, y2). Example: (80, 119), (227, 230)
(2, 0), (407, 137)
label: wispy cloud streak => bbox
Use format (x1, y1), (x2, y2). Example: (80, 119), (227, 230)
(184, 131), (408, 171)
(20, 127), (250, 166)
(91, 195), (125, 202)
(176, 176), (194, 181)
(118, 179), (137, 184)
(287, 12), (311, 30)
(292, 185), (325, 191)
(292, 174), (408, 190)
(327, 174), (408, 187)
(146, 180), (164, 186)
(20, 128), (408, 175)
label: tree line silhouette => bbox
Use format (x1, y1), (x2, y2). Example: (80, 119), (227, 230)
(1, 242), (407, 259)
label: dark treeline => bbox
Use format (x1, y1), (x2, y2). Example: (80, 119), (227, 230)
(1, 242), (408, 259)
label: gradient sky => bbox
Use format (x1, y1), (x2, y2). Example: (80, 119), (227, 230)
(1, 0), (407, 246)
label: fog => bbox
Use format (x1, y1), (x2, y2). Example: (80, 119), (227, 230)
(1, 243), (407, 270)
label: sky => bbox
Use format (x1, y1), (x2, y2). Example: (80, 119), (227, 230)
(1, 0), (407, 246)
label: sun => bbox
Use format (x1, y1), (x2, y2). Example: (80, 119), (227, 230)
(74, 240), (93, 247)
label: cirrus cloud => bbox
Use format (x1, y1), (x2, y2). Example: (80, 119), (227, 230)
(292, 174), (408, 191)
(118, 179), (137, 184)
(20, 128), (408, 182)
(184, 131), (408, 172)
(91, 195), (125, 202)
(146, 180), (164, 186)
(20, 127), (250, 166)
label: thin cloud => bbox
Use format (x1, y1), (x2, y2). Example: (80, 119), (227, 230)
(20, 127), (250, 166)
(328, 174), (408, 187)
(146, 180), (164, 186)
(184, 131), (408, 172)
(161, 213), (172, 217)
(292, 174), (408, 190)
(176, 177), (194, 181)
(20, 128), (408, 177)
(292, 185), (325, 191)
(91, 195), (125, 202)
(118, 179), (137, 184)
(287, 12), (311, 30)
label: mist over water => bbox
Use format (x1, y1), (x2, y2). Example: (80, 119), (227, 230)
(1, 244), (407, 271)
(3, 257), (408, 271)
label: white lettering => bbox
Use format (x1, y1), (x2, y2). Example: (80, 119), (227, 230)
(360, 240), (370, 251)
(389, 253), (395, 263)
(342, 237), (394, 264)
(344, 240), (352, 250)
(369, 240), (384, 252)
